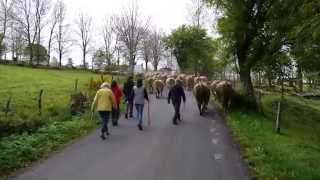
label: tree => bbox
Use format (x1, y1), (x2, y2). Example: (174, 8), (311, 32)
(34, 0), (49, 65)
(47, 0), (59, 65)
(92, 48), (107, 70)
(76, 12), (92, 69)
(164, 25), (214, 75)
(66, 57), (73, 68)
(150, 29), (164, 71)
(141, 30), (152, 71)
(0, 0), (14, 60)
(54, 0), (71, 68)
(113, 4), (150, 75)
(24, 43), (47, 63)
(102, 17), (115, 67)
(14, 0), (38, 64)
(187, 0), (207, 28)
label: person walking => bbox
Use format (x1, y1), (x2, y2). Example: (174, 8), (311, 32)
(91, 82), (117, 140)
(123, 76), (135, 119)
(111, 80), (123, 127)
(134, 79), (149, 131)
(168, 79), (186, 125)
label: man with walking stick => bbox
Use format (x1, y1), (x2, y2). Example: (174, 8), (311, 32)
(168, 79), (186, 125)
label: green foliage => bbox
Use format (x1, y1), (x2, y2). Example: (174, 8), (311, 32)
(228, 95), (320, 179)
(164, 25), (215, 74)
(204, 0), (320, 95)
(93, 49), (107, 69)
(0, 65), (102, 138)
(24, 44), (48, 63)
(0, 115), (97, 177)
(0, 65), (124, 178)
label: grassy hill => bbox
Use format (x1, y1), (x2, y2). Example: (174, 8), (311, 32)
(0, 65), (118, 178)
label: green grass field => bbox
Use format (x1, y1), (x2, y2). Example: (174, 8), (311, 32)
(0, 65), (120, 178)
(228, 94), (320, 179)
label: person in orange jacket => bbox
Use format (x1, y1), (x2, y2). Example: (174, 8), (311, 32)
(111, 80), (123, 126)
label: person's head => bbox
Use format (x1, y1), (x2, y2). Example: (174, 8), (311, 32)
(111, 80), (117, 88)
(175, 79), (182, 86)
(100, 82), (110, 89)
(127, 76), (133, 82)
(137, 79), (143, 88)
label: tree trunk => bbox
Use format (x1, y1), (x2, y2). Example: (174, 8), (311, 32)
(145, 61), (148, 72)
(83, 51), (86, 69)
(59, 52), (62, 68)
(297, 63), (303, 92)
(29, 44), (33, 65)
(239, 68), (255, 96)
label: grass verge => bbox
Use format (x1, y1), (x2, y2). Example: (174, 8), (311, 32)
(227, 95), (320, 180)
(0, 113), (97, 178)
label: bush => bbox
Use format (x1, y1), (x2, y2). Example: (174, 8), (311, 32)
(231, 91), (259, 112)
(0, 111), (43, 138)
(0, 115), (96, 177)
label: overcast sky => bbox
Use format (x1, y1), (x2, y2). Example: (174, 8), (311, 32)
(50, 0), (214, 67)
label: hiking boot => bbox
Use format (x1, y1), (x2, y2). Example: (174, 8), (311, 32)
(100, 134), (106, 140)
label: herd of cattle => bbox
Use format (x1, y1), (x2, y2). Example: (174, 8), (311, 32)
(139, 72), (235, 115)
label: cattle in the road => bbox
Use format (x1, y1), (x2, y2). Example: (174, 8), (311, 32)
(186, 75), (195, 91)
(153, 80), (165, 98)
(146, 77), (154, 94)
(210, 80), (221, 94)
(213, 80), (234, 111)
(199, 76), (208, 83)
(166, 78), (175, 91)
(193, 82), (211, 115)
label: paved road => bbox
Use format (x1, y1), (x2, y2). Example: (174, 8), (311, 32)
(12, 91), (249, 180)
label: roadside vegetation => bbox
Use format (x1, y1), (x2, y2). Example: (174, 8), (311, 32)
(227, 92), (320, 180)
(0, 65), (121, 178)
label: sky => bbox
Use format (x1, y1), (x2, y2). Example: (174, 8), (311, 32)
(49, 0), (215, 68)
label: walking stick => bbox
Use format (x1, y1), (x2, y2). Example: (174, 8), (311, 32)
(147, 101), (151, 126)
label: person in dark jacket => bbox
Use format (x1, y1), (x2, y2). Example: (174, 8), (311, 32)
(168, 79), (186, 125)
(123, 76), (135, 119)
(134, 79), (149, 131)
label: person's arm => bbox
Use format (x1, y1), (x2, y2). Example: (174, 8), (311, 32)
(168, 89), (171, 104)
(144, 88), (149, 102)
(91, 91), (99, 112)
(110, 92), (117, 109)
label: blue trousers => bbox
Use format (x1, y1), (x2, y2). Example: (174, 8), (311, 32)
(135, 104), (144, 125)
(98, 111), (110, 134)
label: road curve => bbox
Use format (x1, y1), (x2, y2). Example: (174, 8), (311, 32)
(11, 91), (249, 180)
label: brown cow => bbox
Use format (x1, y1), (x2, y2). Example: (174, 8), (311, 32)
(214, 81), (234, 111)
(193, 82), (211, 115)
(153, 80), (165, 98)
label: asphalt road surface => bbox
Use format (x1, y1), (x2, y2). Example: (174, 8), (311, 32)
(12, 91), (249, 180)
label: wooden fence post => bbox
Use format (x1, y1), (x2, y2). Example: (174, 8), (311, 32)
(74, 79), (79, 92)
(5, 96), (12, 118)
(275, 101), (281, 134)
(38, 89), (44, 115)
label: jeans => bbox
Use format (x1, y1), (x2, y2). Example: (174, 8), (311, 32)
(126, 100), (133, 116)
(112, 104), (120, 126)
(173, 101), (181, 124)
(135, 104), (144, 125)
(98, 111), (110, 134)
